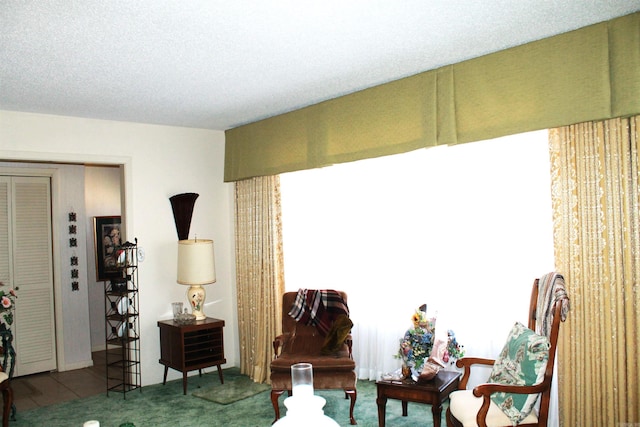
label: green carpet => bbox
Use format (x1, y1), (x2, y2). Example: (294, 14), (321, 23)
(192, 375), (270, 405)
(11, 368), (448, 426)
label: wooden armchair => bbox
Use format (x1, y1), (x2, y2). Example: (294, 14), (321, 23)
(446, 273), (569, 427)
(0, 368), (10, 427)
(270, 290), (357, 425)
(0, 329), (15, 427)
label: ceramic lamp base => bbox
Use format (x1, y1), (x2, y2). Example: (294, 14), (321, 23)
(186, 284), (206, 320)
(272, 395), (339, 426)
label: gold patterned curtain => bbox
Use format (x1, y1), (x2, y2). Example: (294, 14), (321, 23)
(234, 175), (285, 383)
(549, 116), (640, 426)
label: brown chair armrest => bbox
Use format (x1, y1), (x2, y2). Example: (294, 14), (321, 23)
(455, 357), (496, 389)
(473, 380), (548, 397)
(345, 334), (353, 359)
(471, 381), (549, 427)
(273, 333), (290, 358)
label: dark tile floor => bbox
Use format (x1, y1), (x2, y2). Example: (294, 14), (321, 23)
(11, 351), (106, 411)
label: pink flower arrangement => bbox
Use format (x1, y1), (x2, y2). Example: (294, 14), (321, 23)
(0, 282), (17, 327)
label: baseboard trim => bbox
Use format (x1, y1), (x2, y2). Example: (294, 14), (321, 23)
(60, 359), (94, 372)
(91, 344), (107, 352)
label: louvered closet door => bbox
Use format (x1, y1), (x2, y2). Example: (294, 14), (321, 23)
(0, 178), (11, 287)
(11, 177), (56, 376)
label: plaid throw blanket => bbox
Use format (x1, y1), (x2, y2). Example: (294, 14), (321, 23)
(536, 272), (570, 337)
(288, 289), (349, 336)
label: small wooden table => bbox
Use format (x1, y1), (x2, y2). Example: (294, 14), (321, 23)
(376, 370), (460, 427)
(158, 317), (226, 395)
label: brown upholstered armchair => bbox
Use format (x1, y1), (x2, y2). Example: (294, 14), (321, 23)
(270, 290), (357, 425)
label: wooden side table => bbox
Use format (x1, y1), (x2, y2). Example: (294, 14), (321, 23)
(158, 317), (226, 394)
(376, 370), (460, 427)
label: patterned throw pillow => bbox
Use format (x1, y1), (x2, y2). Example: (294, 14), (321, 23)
(487, 322), (550, 424)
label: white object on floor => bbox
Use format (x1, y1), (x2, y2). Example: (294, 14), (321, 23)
(272, 395), (339, 427)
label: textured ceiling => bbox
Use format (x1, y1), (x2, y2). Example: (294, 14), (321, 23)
(1, 1), (639, 131)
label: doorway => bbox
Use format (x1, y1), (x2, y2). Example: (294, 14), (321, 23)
(0, 160), (126, 375)
(84, 165), (122, 354)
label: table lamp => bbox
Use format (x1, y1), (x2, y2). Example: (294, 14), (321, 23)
(177, 238), (216, 320)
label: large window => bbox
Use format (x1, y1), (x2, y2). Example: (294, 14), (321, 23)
(281, 130), (554, 381)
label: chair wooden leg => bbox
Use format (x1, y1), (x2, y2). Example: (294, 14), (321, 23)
(345, 389), (357, 425)
(1, 383), (12, 427)
(446, 406), (463, 427)
(271, 389), (285, 424)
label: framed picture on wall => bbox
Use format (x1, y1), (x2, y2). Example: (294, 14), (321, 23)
(94, 216), (122, 281)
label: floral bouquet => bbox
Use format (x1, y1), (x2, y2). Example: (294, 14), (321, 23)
(411, 305), (435, 330)
(397, 306), (464, 374)
(0, 282), (17, 329)
(398, 309), (435, 370)
(444, 329), (465, 362)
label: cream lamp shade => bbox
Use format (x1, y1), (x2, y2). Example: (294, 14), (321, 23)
(177, 239), (216, 320)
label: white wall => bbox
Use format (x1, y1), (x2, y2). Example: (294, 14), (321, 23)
(0, 110), (237, 386)
(56, 164), (93, 369)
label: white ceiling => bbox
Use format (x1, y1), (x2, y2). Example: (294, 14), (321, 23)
(2, 1), (639, 131)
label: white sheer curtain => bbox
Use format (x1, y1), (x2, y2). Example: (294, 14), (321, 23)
(280, 130), (555, 386)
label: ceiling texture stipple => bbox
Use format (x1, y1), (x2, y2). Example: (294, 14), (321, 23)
(1, 1), (639, 131)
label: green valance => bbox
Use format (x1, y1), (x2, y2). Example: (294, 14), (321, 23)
(224, 12), (640, 182)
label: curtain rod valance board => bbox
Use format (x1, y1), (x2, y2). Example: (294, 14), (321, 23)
(224, 12), (640, 182)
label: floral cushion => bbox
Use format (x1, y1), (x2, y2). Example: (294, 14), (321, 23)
(487, 322), (550, 424)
